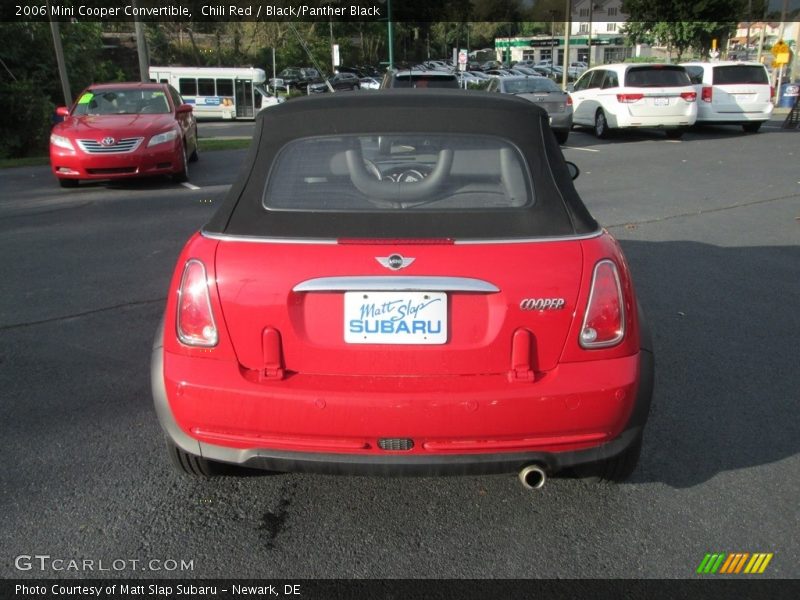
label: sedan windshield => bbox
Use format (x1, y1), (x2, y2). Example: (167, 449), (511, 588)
(72, 89), (170, 116)
(503, 78), (561, 94)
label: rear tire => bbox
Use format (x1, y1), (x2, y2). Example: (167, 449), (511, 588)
(665, 128), (685, 139)
(742, 122), (762, 133)
(166, 439), (222, 477)
(594, 109), (610, 139)
(554, 130), (569, 144)
(574, 435), (643, 483)
(58, 178), (78, 188)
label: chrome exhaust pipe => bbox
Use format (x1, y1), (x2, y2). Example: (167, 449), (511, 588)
(518, 464), (547, 490)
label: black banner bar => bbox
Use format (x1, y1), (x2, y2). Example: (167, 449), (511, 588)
(4, 0), (800, 23)
(3, 579), (800, 600)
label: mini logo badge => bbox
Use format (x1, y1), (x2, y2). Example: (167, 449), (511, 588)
(101, 137), (115, 146)
(376, 254), (415, 271)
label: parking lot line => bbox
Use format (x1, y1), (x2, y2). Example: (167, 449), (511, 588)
(181, 182), (201, 190)
(561, 146), (600, 152)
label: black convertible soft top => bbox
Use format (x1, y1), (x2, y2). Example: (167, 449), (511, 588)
(204, 90), (597, 239)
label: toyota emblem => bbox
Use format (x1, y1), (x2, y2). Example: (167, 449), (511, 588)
(101, 137), (115, 146)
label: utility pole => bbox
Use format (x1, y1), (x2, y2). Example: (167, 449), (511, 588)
(562, 0), (571, 89)
(745, 0), (752, 61)
(133, 0), (150, 82)
(387, 0), (394, 69)
(47, 0), (72, 106)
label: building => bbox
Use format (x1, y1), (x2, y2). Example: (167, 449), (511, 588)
(495, 0), (649, 67)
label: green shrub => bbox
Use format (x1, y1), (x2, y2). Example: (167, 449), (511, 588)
(0, 80), (54, 159)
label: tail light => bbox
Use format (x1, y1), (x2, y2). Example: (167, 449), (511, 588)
(566, 94), (573, 106)
(770, 85), (775, 99)
(616, 93), (643, 103)
(579, 260), (625, 349)
(680, 91), (697, 102)
(176, 259), (218, 347)
(701, 86), (713, 102)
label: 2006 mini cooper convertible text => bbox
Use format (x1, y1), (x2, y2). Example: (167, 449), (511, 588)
(152, 90), (654, 488)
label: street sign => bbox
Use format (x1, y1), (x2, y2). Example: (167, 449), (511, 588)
(771, 41), (789, 56)
(771, 40), (790, 65)
(458, 50), (467, 65)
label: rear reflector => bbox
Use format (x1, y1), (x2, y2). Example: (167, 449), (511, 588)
(701, 86), (713, 103)
(176, 259), (218, 347)
(680, 91), (697, 102)
(580, 260), (625, 349)
(617, 93), (644, 103)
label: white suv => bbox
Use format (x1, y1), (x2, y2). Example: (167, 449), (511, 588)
(680, 61), (773, 132)
(570, 64), (698, 139)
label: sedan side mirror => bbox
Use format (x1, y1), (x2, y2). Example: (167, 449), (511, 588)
(55, 106), (70, 117)
(176, 104), (193, 114)
(566, 161), (580, 180)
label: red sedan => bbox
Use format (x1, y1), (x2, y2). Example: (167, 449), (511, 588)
(50, 82), (198, 187)
(152, 90), (654, 488)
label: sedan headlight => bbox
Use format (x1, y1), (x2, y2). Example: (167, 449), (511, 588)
(147, 130), (178, 147)
(50, 134), (74, 151)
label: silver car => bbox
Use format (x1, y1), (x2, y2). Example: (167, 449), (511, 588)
(486, 76), (573, 144)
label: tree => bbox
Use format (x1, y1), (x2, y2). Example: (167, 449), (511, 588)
(621, 0), (743, 60)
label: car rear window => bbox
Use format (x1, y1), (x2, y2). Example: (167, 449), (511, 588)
(392, 75), (459, 89)
(263, 134), (532, 212)
(625, 66), (691, 87)
(712, 65), (769, 85)
(503, 78), (561, 94)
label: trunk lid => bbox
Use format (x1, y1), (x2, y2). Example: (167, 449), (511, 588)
(214, 240), (584, 377)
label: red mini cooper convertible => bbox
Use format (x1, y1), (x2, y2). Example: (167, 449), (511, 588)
(152, 90), (654, 487)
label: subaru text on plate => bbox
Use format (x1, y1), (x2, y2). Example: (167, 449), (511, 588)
(50, 82), (198, 187)
(152, 90), (654, 488)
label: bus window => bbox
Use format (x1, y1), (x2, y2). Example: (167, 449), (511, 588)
(179, 78), (197, 96)
(198, 78), (215, 96)
(217, 79), (234, 97)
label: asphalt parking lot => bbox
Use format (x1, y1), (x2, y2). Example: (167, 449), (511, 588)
(1, 118), (798, 579)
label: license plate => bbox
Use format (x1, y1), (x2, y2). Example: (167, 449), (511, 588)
(653, 97), (669, 106)
(344, 291), (447, 344)
(734, 94), (753, 101)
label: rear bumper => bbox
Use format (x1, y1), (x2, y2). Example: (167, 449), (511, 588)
(615, 112), (697, 128)
(152, 320), (654, 476)
(695, 105), (773, 123)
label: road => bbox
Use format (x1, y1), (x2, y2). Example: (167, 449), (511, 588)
(1, 120), (798, 580)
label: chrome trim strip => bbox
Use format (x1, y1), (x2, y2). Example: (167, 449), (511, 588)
(454, 230), (603, 244)
(77, 137), (144, 154)
(293, 276), (499, 293)
(201, 230), (603, 245)
(201, 231), (337, 245)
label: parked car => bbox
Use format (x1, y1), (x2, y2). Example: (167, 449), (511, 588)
(359, 77), (381, 90)
(152, 90), (654, 487)
(513, 66), (545, 77)
(485, 69), (514, 78)
(486, 76), (573, 144)
(456, 71), (486, 88)
(680, 61), (773, 132)
(569, 63), (698, 138)
(269, 67), (322, 91)
(308, 72), (361, 93)
(381, 70), (460, 89)
(50, 82), (198, 188)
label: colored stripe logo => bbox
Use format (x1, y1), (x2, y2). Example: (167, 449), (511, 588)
(697, 553), (773, 574)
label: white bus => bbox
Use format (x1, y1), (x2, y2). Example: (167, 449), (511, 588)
(149, 66), (282, 120)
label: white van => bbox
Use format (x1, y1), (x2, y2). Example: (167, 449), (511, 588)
(680, 62), (773, 132)
(569, 64), (697, 139)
